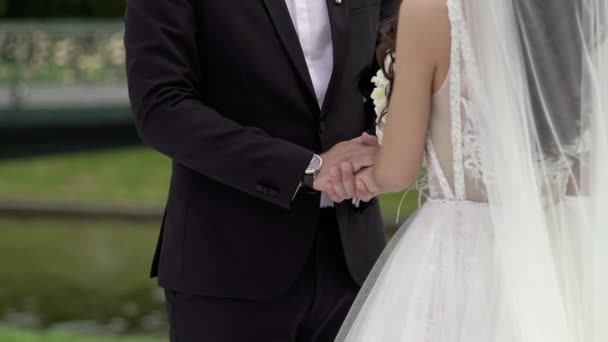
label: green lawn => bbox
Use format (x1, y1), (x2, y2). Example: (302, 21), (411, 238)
(0, 325), (163, 342)
(0, 147), (171, 204)
(0, 147), (419, 221)
(0, 218), (166, 335)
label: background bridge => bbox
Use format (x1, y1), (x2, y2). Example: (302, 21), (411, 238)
(0, 21), (137, 159)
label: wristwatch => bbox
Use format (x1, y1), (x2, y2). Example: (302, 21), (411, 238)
(302, 154), (323, 189)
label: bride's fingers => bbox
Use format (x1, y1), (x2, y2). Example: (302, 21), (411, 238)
(356, 178), (374, 202)
(361, 132), (379, 147)
(349, 136), (363, 145)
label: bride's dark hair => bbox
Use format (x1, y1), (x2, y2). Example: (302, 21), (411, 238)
(375, 16), (399, 125)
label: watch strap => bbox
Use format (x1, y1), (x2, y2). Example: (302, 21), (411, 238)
(302, 173), (315, 189)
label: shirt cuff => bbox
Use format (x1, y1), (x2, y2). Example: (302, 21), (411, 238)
(292, 182), (303, 201)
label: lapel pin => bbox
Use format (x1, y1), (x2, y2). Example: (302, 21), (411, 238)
(335, 0), (342, 4)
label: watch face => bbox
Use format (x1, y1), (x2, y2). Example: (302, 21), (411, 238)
(306, 155), (322, 174)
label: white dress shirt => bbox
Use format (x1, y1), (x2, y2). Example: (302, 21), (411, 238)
(284, 0), (334, 106)
(285, 0), (336, 207)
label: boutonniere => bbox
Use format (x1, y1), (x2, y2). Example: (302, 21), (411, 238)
(370, 52), (394, 143)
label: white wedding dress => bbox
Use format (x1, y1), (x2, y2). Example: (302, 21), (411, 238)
(338, 12), (508, 341)
(337, 1), (608, 341)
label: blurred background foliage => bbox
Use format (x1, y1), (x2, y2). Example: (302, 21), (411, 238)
(0, 1), (161, 340)
(0, 0), (126, 18)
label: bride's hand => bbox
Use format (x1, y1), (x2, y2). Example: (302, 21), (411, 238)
(323, 133), (380, 203)
(355, 167), (380, 203)
(325, 164), (380, 203)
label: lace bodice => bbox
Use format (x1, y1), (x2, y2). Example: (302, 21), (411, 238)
(425, 1), (487, 203)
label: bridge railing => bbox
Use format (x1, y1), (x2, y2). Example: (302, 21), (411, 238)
(0, 20), (130, 127)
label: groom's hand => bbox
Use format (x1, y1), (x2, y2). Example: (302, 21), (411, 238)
(314, 133), (380, 203)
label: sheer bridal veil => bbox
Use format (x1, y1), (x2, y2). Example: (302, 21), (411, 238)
(443, 0), (607, 340)
(463, 0), (607, 341)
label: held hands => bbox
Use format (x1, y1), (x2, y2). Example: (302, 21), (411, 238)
(352, 166), (380, 203)
(312, 133), (381, 203)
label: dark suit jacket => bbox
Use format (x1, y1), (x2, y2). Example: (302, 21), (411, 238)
(124, 0), (400, 299)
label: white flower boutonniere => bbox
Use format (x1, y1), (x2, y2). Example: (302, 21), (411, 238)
(370, 53), (394, 144)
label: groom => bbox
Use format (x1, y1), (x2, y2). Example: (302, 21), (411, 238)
(125, 0), (398, 341)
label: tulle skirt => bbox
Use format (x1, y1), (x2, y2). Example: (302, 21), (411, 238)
(336, 199), (516, 342)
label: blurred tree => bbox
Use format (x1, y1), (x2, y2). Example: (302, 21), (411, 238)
(0, 0), (7, 17)
(1, 0), (126, 18)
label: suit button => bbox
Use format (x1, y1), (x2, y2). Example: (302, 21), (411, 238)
(256, 185), (265, 193)
(268, 189), (278, 198)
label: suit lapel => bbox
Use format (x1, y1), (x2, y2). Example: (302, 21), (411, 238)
(322, 0), (350, 117)
(262, 0), (317, 107)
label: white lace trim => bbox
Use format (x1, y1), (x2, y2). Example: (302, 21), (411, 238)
(461, 98), (484, 182)
(535, 130), (590, 199)
(426, 137), (456, 200)
(426, 197), (489, 207)
(459, 11), (489, 188)
(447, 0), (466, 200)
(426, 0), (493, 203)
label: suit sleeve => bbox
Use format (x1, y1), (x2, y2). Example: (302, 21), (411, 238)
(124, 0), (314, 210)
(380, 0), (401, 21)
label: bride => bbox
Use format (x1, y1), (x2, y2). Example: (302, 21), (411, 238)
(332, 0), (608, 341)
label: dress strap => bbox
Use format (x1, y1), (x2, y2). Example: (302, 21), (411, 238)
(426, 137), (456, 200)
(447, 0), (467, 200)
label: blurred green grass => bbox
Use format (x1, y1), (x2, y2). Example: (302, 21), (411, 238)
(0, 218), (166, 334)
(0, 148), (171, 204)
(0, 147), (419, 220)
(0, 325), (162, 342)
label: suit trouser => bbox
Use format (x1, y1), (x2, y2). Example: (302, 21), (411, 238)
(164, 208), (360, 342)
